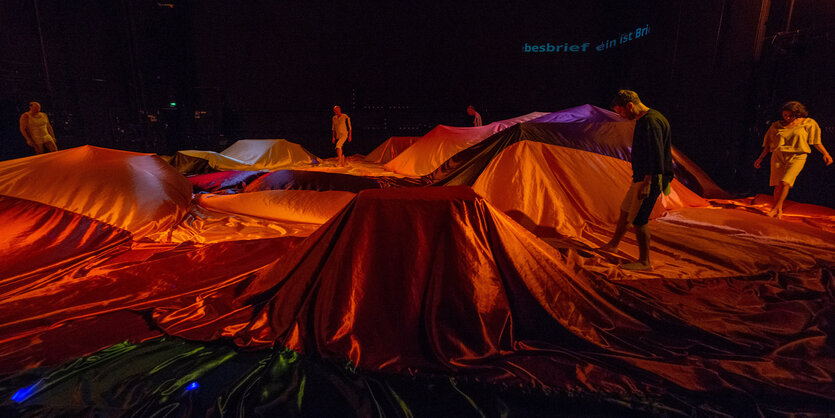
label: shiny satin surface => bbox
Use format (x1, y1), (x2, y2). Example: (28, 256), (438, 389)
(187, 170), (267, 192)
(0, 145), (192, 238)
(242, 169), (424, 193)
(0, 195), (132, 280)
(473, 141), (709, 239)
(384, 112), (547, 176)
(529, 103), (617, 123)
(172, 139), (319, 173)
(145, 204), (323, 243)
(424, 106), (726, 199)
(363, 136), (421, 164)
(212, 139), (319, 171)
(1, 134), (834, 415)
(197, 190), (356, 225)
(0, 195), (303, 371)
(149, 185), (834, 414)
(2, 340), (654, 417)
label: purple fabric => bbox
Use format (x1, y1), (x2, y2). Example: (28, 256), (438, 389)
(529, 104), (626, 124)
(188, 170), (267, 193)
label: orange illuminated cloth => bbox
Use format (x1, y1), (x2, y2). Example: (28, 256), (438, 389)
(0, 145), (192, 238)
(384, 112), (547, 176)
(172, 139), (319, 173)
(197, 190), (356, 224)
(0, 139), (833, 413)
(145, 204), (324, 244)
(473, 141), (709, 239)
(0, 189), (306, 371)
(423, 106), (727, 199)
(153, 186), (835, 409)
(364, 136), (421, 164)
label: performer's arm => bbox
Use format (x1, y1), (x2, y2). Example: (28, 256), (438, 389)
(19, 114), (32, 146)
(754, 147), (769, 169)
(755, 125), (774, 169)
(813, 143), (833, 166)
(807, 119), (832, 166)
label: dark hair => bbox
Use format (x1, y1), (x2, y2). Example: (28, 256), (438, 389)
(611, 89), (641, 108)
(781, 101), (808, 118)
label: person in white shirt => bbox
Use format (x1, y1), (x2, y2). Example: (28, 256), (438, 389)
(331, 105), (352, 167)
(19, 101), (58, 154)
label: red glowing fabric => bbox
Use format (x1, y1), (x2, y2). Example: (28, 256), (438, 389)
(152, 186), (835, 409)
(0, 128), (833, 415)
(0, 193), (303, 371)
(0, 146), (308, 371)
(187, 170), (267, 193)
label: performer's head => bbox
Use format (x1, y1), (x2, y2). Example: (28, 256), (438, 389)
(611, 90), (644, 120)
(333, 105), (342, 115)
(466, 105), (477, 116)
(28, 101), (41, 114)
(781, 101), (807, 123)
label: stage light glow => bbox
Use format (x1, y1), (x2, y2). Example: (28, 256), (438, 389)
(185, 382), (199, 391)
(11, 383), (39, 403)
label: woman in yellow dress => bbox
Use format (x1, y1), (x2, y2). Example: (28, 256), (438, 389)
(19, 101), (58, 154)
(755, 101), (832, 218)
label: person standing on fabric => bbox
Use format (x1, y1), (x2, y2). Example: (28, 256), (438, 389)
(331, 105), (352, 167)
(754, 101), (832, 219)
(599, 90), (673, 271)
(466, 105), (482, 127)
(19, 101), (58, 154)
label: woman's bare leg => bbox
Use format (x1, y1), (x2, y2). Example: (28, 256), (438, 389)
(767, 181), (790, 219)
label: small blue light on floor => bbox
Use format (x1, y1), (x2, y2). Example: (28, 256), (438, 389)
(11, 383), (38, 403)
(185, 382), (199, 392)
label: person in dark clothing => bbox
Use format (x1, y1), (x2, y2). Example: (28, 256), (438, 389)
(599, 90), (673, 270)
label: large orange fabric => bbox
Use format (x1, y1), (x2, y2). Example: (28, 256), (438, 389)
(0, 194), (303, 371)
(364, 136), (420, 164)
(423, 105), (728, 199)
(0, 195), (132, 291)
(0, 146), (192, 238)
(473, 141), (709, 238)
(197, 190), (356, 224)
(151, 186), (835, 410)
(145, 204), (324, 243)
(384, 112), (547, 176)
(1, 125), (834, 415)
(172, 139), (319, 173)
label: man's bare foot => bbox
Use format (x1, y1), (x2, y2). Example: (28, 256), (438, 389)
(766, 208), (782, 219)
(620, 261), (653, 271)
